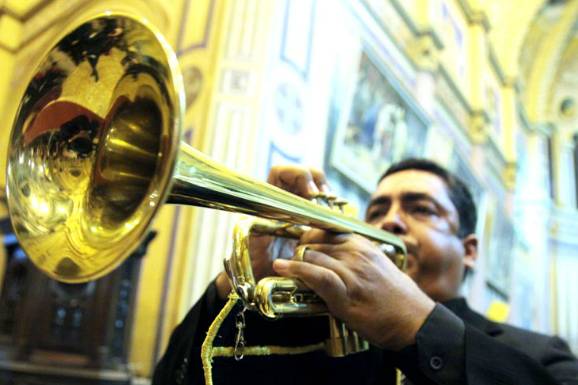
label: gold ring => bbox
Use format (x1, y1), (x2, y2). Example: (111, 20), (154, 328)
(293, 245), (309, 262)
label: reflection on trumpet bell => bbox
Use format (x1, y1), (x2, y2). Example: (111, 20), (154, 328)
(89, 93), (163, 228)
(6, 14), (182, 282)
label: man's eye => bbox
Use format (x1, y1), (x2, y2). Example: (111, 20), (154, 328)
(366, 208), (385, 222)
(409, 205), (437, 216)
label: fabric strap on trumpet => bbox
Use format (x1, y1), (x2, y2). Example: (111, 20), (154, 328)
(200, 292), (399, 385)
(201, 293), (325, 385)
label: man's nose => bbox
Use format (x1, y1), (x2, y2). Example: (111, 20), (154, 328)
(379, 209), (407, 235)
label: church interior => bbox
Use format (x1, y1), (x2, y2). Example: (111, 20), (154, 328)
(0, 0), (577, 383)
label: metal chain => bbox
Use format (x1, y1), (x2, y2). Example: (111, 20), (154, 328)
(234, 307), (247, 360)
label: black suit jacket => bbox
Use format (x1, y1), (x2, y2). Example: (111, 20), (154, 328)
(393, 297), (578, 384)
(455, 298), (578, 384)
(153, 282), (578, 384)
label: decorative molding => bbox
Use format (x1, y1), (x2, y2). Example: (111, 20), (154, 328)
(0, 41), (15, 54)
(407, 32), (441, 72)
(435, 65), (472, 132)
(549, 206), (578, 246)
(516, 99), (557, 136)
(456, 0), (490, 31)
(0, 0), (54, 22)
(220, 68), (253, 96)
(371, 0), (445, 73)
(488, 45), (509, 87)
(266, 141), (301, 171)
(225, 0), (260, 60)
(419, 28), (444, 50)
(517, 102), (533, 133)
(352, 0), (418, 85)
(176, 0), (216, 55)
(503, 161), (518, 191)
(432, 106), (471, 156)
(211, 103), (250, 160)
(508, 78), (522, 95)
(487, 45), (519, 90)
(440, 65), (473, 112)
(151, 205), (181, 366)
(183, 65), (204, 110)
(388, 0), (420, 35)
(522, 1), (578, 126)
(0, 12), (19, 53)
(484, 137), (509, 197)
(534, 121), (555, 136)
(388, 0), (444, 50)
(468, 109), (490, 143)
(487, 135), (507, 168)
(279, 0), (316, 80)
(273, 81), (303, 136)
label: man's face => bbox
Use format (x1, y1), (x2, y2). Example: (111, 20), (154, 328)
(365, 169), (477, 302)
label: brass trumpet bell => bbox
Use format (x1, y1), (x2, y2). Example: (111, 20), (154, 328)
(6, 14), (183, 282)
(5, 14), (406, 284)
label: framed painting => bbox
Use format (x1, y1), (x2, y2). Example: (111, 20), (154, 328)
(485, 200), (515, 299)
(329, 48), (429, 192)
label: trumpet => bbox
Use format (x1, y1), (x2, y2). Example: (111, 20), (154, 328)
(5, 13), (406, 357)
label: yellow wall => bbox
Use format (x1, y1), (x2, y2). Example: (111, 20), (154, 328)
(0, 13), (21, 188)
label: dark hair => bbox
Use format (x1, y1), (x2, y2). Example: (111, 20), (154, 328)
(380, 158), (477, 238)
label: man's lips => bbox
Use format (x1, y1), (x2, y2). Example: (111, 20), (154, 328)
(399, 239), (418, 271)
(399, 238), (418, 256)
(405, 253), (417, 267)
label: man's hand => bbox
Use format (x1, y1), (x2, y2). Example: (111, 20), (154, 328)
(216, 234), (297, 300)
(272, 229), (435, 351)
(216, 166), (327, 300)
(267, 165), (330, 198)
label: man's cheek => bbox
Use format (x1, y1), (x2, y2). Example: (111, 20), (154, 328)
(415, 249), (447, 274)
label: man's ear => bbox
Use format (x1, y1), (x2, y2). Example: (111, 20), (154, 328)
(462, 234), (478, 271)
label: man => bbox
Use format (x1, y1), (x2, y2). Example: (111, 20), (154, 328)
(153, 158), (578, 384)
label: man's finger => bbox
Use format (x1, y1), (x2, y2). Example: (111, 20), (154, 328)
(272, 259), (346, 305)
(300, 229), (350, 245)
(309, 167), (330, 193)
(299, 247), (356, 285)
(267, 165), (319, 198)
